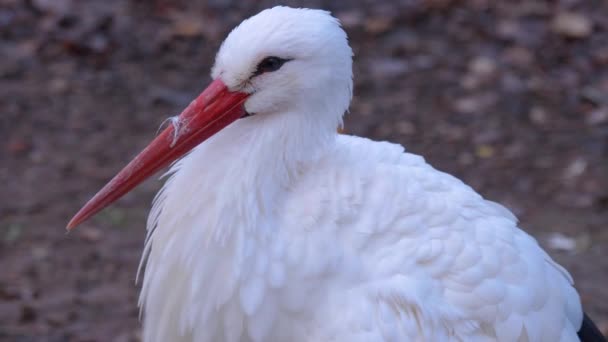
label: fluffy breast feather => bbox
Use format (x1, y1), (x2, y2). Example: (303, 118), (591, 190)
(277, 135), (582, 341)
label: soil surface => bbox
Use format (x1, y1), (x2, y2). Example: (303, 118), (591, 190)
(2, 0), (607, 340)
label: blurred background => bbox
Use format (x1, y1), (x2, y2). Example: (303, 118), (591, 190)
(1, 0), (607, 340)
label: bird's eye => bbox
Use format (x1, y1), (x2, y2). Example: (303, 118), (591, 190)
(253, 56), (290, 77)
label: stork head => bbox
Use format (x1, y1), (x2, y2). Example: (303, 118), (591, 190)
(67, 6), (353, 230)
(213, 6), (353, 118)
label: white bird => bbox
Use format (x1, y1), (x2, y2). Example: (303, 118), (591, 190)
(68, 6), (605, 342)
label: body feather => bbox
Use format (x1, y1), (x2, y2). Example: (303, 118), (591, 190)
(139, 133), (583, 342)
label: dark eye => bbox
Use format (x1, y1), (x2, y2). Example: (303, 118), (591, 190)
(253, 56), (290, 77)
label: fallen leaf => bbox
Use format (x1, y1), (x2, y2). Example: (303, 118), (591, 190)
(529, 106), (548, 125)
(172, 16), (204, 37)
(586, 107), (608, 125)
(79, 227), (103, 243)
(476, 145), (495, 158)
(469, 56), (497, 76)
(552, 12), (593, 39)
(547, 232), (576, 251)
(364, 17), (393, 34)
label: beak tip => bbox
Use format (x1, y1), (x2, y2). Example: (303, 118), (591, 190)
(66, 218), (78, 231)
(66, 211), (86, 231)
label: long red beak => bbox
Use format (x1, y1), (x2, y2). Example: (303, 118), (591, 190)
(67, 79), (249, 230)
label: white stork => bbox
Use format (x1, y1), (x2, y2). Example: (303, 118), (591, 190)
(68, 6), (605, 342)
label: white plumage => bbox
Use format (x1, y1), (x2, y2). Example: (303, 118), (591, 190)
(80, 6), (589, 342)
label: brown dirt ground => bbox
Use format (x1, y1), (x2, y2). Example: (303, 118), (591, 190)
(1, 0), (607, 341)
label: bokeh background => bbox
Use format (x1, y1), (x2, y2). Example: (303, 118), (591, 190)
(2, 0), (607, 340)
